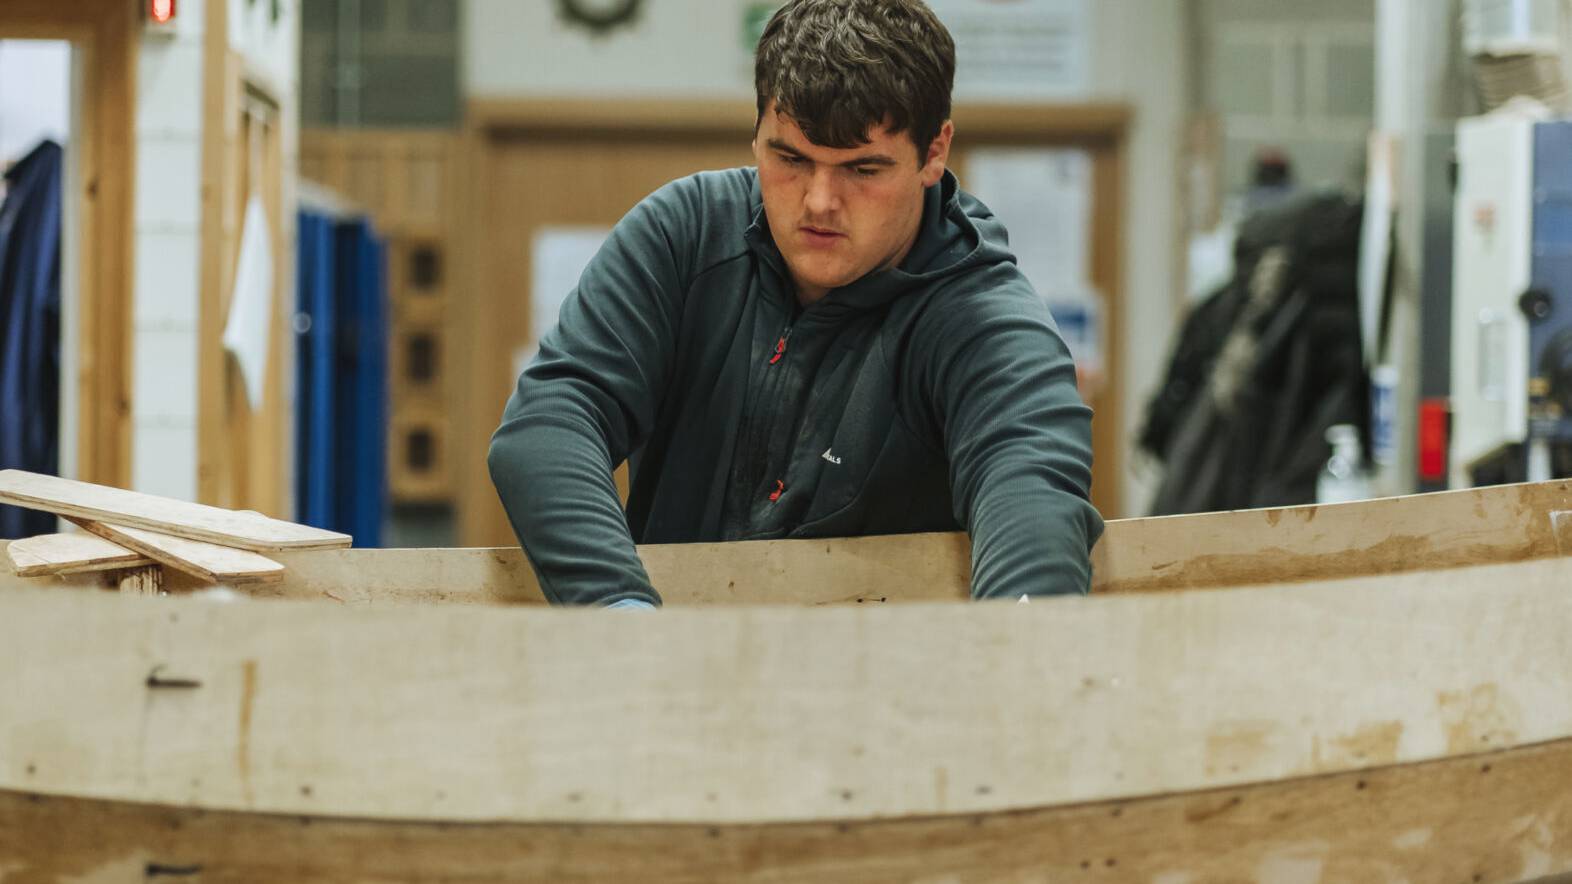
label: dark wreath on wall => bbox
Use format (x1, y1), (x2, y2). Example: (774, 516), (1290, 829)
(556, 0), (644, 36)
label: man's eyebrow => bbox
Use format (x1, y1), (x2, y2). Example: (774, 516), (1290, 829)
(765, 138), (900, 168)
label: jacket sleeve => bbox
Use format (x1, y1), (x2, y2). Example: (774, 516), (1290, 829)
(486, 182), (694, 607)
(922, 283), (1104, 599)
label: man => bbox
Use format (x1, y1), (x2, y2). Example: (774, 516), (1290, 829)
(488, 0), (1102, 608)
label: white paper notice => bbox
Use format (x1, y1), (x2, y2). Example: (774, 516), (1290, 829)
(517, 227), (612, 377)
(964, 147), (1103, 380)
(928, 0), (1089, 99)
(965, 147), (1091, 293)
(223, 194), (274, 410)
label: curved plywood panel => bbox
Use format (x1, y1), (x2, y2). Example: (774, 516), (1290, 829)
(2, 484), (1572, 879)
(2, 736), (1569, 881)
(3, 557), (1571, 826)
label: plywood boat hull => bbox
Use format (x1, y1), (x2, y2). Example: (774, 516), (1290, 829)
(3, 485), (1572, 881)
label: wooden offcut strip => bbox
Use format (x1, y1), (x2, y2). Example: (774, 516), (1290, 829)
(3, 532), (153, 577)
(72, 519), (284, 585)
(0, 470), (349, 551)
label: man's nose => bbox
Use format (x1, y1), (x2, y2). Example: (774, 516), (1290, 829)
(803, 166), (842, 217)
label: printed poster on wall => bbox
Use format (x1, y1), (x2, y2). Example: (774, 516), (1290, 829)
(964, 147), (1104, 388)
(927, 0), (1089, 99)
(513, 226), (612, 383)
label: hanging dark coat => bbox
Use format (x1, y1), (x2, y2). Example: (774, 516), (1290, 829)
(0, 140), (63, 539)
(1141, 190), (1368, 516)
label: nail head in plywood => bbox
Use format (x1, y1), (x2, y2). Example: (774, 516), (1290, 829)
(0, 470), (350, 551)
(73, 520), (285, 585)
(3, 532), (153, 577)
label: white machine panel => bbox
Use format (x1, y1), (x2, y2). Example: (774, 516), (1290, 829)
(1451, 115), (1535, 486)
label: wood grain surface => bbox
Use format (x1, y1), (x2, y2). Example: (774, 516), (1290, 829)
(2, 532), (151, 577)
(0, 470), (350, 551)
(1, 736), (1568, 882)
(2, 556), (1570, 825)
(73, 520), (285, 584)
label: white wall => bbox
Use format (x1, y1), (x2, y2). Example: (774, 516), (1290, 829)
(229, 0), (299, 93)
(466, 1), (754, 99)
(131, 5), (207, 501)
(0, 41), (71, 164)
(463, 0), (1186, 518)
(130, 0), (300, 502)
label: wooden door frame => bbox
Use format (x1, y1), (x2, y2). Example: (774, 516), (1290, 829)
(0, 0), (137, 489)
(947, 103), (1130, 519)
(457, 99), (1130, 546)
(197, 0), (291, 515)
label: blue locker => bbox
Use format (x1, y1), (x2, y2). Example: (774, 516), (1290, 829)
(293, 208), (388, 546)
(294, 210), (338, 531)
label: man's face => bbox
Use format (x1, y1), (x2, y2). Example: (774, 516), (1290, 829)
(753, 101), (952, 305)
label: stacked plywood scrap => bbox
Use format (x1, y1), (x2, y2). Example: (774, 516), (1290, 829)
(2, 480), (1572, 881)
(0, 469), (351, 590)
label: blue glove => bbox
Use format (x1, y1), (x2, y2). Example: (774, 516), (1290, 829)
(605, 598), (657, 611)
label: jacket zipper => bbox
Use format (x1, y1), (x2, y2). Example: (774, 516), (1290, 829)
(725, 306), (800, 534)
(767, 324), (794, 365)
(760, 322), (796, 500)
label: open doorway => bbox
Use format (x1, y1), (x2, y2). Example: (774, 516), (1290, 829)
(0, 0), (137, 532)
(0, 39), (73, 538)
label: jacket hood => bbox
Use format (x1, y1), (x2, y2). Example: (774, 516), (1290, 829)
(743, 168), (1015, 313)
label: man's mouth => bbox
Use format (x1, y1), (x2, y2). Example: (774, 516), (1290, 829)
(800, 226), (845, 244)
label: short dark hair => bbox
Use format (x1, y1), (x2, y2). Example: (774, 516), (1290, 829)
(754, 0), (956, 160)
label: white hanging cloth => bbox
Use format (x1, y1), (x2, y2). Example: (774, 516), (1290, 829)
(223, 193), (274, 410)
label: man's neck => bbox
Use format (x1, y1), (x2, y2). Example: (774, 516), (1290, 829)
(795, 282), (830, 307)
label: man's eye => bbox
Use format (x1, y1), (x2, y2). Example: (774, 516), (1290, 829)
(779, 154), (806, 166)
(853, 166), (880, 177)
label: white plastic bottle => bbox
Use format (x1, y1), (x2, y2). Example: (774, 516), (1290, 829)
(1316, 424), (1372, 504)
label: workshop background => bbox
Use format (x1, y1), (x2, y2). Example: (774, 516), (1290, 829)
(1, 0), (1570, 546)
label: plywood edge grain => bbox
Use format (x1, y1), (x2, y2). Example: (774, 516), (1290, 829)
(73, 519), (284, 584)
(253, 481), (1572, 605)
(0, 470), (350, 550)
(8, 482), (1571, 605)
(2, 532), (151, 577)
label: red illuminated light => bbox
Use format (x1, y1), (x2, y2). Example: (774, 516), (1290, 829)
(150, 0), (176, 25)
(1418, 398), (1449, 483)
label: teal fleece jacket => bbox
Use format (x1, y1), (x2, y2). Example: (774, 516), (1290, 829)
(488, 167), (1103, 605)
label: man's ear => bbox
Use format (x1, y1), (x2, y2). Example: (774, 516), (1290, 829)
(920, 120), (954, 187)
